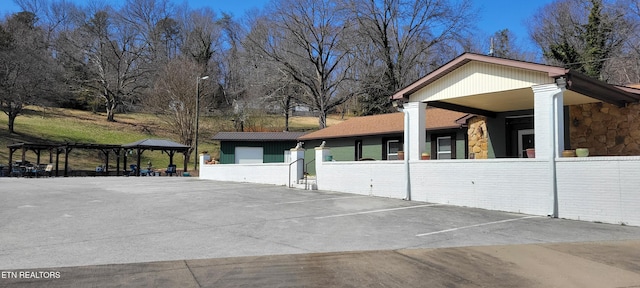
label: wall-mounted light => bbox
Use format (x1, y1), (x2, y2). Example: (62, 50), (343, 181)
(573, 117), (580, 127)
(392, 99), (405, 110)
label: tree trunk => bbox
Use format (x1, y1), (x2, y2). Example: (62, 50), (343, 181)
(284, 96), (291, 131)
(106, 100), (117, 122)
(185, 150), (193, 172)
(318, 111), (327, 129)
(284, 111), (290, 131)
(8, 113), (16, 134)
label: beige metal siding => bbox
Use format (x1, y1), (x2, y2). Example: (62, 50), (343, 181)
(410, 61), (555, 102)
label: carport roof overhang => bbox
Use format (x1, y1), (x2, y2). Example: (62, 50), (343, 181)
(392, 53), (640, 117)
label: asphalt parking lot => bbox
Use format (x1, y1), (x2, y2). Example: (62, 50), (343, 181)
(2, 177), (640, 287)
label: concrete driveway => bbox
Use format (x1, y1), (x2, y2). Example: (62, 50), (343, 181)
(2, 177), (640, 287)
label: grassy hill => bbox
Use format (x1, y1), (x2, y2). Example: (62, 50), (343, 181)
(0, 107), (342, 174)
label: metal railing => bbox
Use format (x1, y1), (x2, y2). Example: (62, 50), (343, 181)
(303, 159), (316, 190)
(288, 158), (305, 188)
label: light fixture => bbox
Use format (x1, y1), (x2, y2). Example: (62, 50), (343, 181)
(194, 75), (209, 171)
(392, 99), (404, 109)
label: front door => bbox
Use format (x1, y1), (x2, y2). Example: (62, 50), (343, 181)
(506, 116), (534, 158)
(518, 129), (535, 158)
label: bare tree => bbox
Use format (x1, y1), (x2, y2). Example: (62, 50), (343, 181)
(54, 4), (149, 121)
(247, 0), (355, 128)
(180, 7), (221, 67)
(602, 0), (640, 84)
(0, 12), (56, 133)
(144, 57), (212, 169)
(119, 0), (175, 63)
(346, 0), (476, 115)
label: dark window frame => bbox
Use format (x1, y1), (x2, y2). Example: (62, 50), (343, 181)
(355, 139), (363, 160)
(382, 137), (403, 160)
(430, 133), (457, 159)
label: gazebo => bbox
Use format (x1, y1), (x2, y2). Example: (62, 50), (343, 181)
(122, 139), (190, 176)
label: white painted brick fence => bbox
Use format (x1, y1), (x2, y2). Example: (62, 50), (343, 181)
(199, 162), (292, 186)
(410, 159), (552, 216)
(200, 151), (640, 226)
(556, 156), (640, 226)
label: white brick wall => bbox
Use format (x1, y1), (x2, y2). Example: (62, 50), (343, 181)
(199, 152), (640, 226)
(556, 157), (640, 226)
(410, 159), (552, 216)
(316, 161), (405, 198)
(200, 162), (292, 186)
(317, 159), (552, 216)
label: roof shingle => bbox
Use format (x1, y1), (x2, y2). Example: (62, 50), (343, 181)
(212, 132), (309, 141)
(298, 108), (468, 140)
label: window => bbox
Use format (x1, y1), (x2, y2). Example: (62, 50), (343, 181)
(437, 136), (452, 159)
(386, 139), (401, 160)
(431, 133), (456, 159)
(234, 147), (263, 164)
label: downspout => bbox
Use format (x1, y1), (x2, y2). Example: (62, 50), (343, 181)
(402, 108), (411, 201)
(550, 77), (565, 218)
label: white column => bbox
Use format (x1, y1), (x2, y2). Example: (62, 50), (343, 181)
(199, 153), (210, 168)
(289, 145), (305, 184)
(533, 79), (565, 218)
(532, 79), (565, 159)
(404, 102), (427, 161)
(314, 145), (331, 188)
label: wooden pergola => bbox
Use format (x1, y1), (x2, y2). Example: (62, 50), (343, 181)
(7, 139), (189, 177)
(7, 142), (123, 177)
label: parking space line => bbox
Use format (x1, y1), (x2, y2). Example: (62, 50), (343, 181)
(315, 204), (442, 219)
(246, 196), (369, 208)
(416, 215), (543, 237)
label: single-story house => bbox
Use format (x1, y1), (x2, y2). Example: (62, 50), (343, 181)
(298, 108), (469, 174)
(211, 132), (308, 164)
(201, 52), (640, 226)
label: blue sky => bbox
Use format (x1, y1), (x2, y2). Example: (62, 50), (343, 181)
(2, 0), (553, 50)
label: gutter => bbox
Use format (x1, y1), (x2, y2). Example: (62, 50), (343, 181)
(401, 108), (411, 201)
(550, 77), (565, 218)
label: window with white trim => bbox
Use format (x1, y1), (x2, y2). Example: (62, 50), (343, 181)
(386, 139), (401, 160)
(436, 136), (452, 159)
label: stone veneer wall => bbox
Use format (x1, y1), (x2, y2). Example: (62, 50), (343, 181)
(467, 116), (489, 159)
(570, 102), (640, 156)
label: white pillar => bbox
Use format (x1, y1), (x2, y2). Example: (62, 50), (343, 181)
(314, 145), (331, 188)
(532, 79), (565, 159)
(404, 102), (427, 161)
(533, 78), (565, 218)
(199, 153), (210, 168)
(289, 145), (305, 185)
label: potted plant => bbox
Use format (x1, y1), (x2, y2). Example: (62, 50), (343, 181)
(576, 148), (589, 157)
(421, 152), (431, 160)
(397, 150), (404, 160)
(525, 148), (535, 158)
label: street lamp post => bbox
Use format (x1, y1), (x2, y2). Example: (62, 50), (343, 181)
(195, 75), (209, 171)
